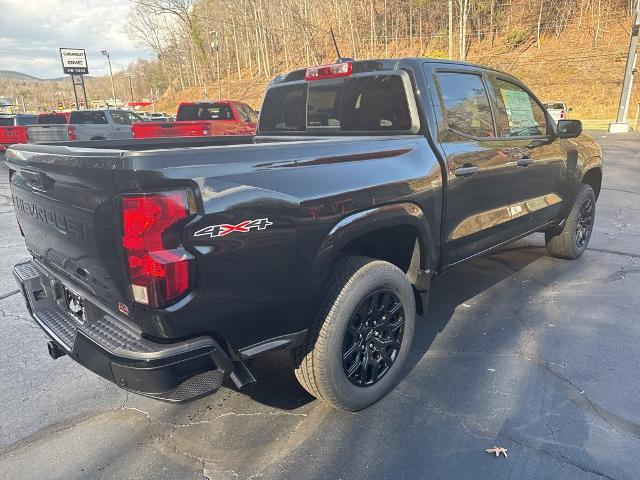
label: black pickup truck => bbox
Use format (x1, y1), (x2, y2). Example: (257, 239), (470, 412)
(5, 58), (602, 411)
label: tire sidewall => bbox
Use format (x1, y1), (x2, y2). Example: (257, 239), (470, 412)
(321, 261), (415, 411)
(569, 185), (596, 257)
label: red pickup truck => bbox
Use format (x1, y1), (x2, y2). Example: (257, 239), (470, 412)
(0, 114), (38, 153)
(132, 101), (258, 138)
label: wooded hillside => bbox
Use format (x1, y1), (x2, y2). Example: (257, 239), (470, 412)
(1, 0), (638, 121)
(125, 0), (640, 121)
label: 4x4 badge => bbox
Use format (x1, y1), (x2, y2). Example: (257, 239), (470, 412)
(194, 218), (273, 238)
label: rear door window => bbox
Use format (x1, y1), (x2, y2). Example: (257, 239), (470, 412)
(110, 111), (142, 125)
(235, 104), (251, 123)
(245, 105), (258, 123)
(0, 117), (15, 126)
(492, 79), (548, 137)
(435, 72), (495, 138)
(70, 111), (108, 124)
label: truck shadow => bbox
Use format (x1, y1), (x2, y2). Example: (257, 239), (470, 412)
(236, 239), (548, 411)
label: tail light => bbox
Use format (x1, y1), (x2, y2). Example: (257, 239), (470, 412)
(305, 62), (352, 81)
(68, 125), (76, 141)
(120, 190), (196, 308)
(560, 110), (565, 119)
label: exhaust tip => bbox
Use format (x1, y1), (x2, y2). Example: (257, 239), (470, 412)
(47, 340), (66, 360)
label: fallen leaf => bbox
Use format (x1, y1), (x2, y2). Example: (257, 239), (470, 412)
(486, 446), (508, 458)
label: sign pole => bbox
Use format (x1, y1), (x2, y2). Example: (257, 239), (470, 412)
(80, 75), (89, 108)
(609, 4), (640, 133)
(70, 76), (80, 110)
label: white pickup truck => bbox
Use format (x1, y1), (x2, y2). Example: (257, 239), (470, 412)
(542, 101), (572, 123)
(27, 109), (144, 142)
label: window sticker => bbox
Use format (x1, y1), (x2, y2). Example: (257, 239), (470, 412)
(501, 89), (536, 129)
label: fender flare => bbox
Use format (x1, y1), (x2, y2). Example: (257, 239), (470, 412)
(313, 202), (437, 282)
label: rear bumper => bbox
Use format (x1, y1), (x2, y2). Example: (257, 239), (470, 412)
(14, 260), (254, 402)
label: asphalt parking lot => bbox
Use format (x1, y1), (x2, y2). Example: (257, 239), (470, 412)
(0, 131), (639, 480)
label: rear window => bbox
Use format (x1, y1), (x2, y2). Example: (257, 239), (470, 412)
(0, 117), (14, 127)
(543, 102), (565, 110)
(70, 111), (108, 124)
(259, 73), (415, 134)
(38, 114), (67, 124)
(177, 103), (234, 121)
(15, 116), (37, 126)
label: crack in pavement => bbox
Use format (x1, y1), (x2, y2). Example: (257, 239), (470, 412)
(501, 429), (616, 480)
(0, 289), (18, 300)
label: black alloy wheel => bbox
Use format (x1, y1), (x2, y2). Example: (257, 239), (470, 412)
(342, 290), (405, 387)
(576, 196), (594, 248)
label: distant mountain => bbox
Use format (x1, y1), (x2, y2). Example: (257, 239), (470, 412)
(0, 71), (68, 82)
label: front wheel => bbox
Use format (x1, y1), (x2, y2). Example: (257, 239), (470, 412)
(545, 184), (596, 259)
(293, 256), (416, 411)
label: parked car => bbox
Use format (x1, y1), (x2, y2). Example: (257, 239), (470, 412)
(0, 114), (37, 152)
(5, 58), (602, 411)
(26, 109), (145, 142)
(148, 112), (174, 122)
(131, 101), (257, 138)
(542, 101), (571, 122)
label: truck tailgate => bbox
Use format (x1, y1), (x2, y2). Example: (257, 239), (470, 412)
(132, 121), (214, 138)
(0, 126), (28, 150)
(27, 124), (69, 142)
(5, 146), (130, 315)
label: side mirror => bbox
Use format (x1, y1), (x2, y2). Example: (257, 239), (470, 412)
(557, 119), (582, 139)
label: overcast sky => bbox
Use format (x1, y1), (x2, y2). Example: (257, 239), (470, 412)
(0, 0), (152, 78)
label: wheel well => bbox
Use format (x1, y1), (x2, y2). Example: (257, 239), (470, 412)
(582, 168), (602, 199)
(338, 225), (427, 314)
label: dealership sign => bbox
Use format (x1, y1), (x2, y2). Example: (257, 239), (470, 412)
(59, 48), (89, 75)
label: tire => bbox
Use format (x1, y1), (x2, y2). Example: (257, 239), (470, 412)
(545, 184), (596, 260)
(293, 256), (416, 411)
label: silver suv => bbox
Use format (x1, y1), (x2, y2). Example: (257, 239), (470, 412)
(27, 109), (144, 142)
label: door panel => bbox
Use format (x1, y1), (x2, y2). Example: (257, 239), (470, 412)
(432, 70), (516, 264)
(443, 140), (514, 263)
(489, 76), (566, 230)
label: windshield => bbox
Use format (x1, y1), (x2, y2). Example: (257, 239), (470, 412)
(259, 73), (416, 134)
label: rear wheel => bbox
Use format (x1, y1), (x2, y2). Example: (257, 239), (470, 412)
(545, 184), (596, 259)
(293, 256), (415, 411)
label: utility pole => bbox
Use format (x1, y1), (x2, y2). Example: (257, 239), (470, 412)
(610, 2), (640, 132)
(125, 73), (134, 106)
(448, 0), (453, 60)
(210, 31), (221, 100)
(101, 50), (117, 108)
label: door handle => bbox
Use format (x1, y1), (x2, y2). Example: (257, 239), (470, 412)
(454, 165), (479, 177)
(516, 157), (534, 167)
